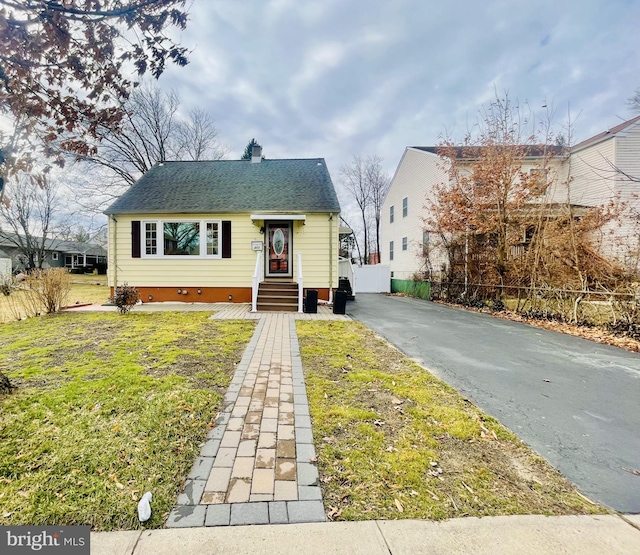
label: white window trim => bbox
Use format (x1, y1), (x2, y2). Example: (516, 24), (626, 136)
(52, 252), (59, 261)
(142, 219), (222, 259)
(402, 237), (408, 251)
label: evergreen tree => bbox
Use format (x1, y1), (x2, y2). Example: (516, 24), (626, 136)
(241, 139), (261, 160)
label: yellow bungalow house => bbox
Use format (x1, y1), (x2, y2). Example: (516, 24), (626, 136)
(104, 147), (342, 311)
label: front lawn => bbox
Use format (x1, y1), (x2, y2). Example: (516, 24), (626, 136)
(0, 312), (255, 530)
(297, 321), (605, 520)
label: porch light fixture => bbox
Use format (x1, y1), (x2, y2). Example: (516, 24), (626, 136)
(177, 289), (182, 294)
(148, 295), (153, 301)
(259, 226), (265, 234)
(228, 294), (233, 301)
(197, 289), (202, 294)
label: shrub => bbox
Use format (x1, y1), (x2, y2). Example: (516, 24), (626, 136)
(0, 275), (18, 296)
(22, 268), (71, 315)
(110, 283), (139, 315)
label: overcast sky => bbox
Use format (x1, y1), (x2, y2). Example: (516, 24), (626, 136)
(157, 0), (639, 180)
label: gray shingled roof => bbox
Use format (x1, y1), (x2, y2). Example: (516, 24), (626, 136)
(104, 159), (341, 215)
(0, 232), (106, 256)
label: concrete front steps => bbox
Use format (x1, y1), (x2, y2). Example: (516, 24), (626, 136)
(257, 281), (299, 312)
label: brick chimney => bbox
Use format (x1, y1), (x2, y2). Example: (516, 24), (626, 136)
(251, 145), (262, 163)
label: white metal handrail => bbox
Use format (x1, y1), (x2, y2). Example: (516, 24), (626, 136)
(251, 250), (263, 313)
(297, 252), (303, 313)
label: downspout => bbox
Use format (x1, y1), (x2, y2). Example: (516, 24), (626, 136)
(329, 213), (334, 303)
(111, 215), (118, 287)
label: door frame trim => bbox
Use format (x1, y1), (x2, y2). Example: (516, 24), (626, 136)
(265, 221), (293, 278)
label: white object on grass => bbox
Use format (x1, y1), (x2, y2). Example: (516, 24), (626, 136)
(138, 491), (152, 522)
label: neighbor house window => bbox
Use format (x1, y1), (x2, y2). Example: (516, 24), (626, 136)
(142, 220), (221, 258)
(390, 205), (395, 223)
(402, 237), (408, 251)
(389, 241), (394, 261)
(52, 252), (59, 261)
(402, 197), (408, 217)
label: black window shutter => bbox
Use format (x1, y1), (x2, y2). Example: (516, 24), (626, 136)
(131, 221), (141, 258)
(222, 221), (231, 258)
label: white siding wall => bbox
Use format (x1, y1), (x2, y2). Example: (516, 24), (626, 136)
(611, 123), (640, 268)
(107, 212), (339, 289)
(381, 148), (448, 280)
(566, 139), (616, 206)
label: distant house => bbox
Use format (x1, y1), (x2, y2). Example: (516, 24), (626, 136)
(0, 232), (107, 274)
(382, 115), (640, 280)
(103, 147), (342, 311)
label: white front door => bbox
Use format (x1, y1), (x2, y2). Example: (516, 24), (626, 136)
(265, 222), (292, 278)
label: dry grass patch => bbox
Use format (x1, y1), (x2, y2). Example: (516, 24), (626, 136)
(0, 312), (255, 530)
(0, 274), (109, 323)
(297, 320), (605, 521)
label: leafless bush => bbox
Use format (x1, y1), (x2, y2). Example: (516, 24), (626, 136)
(21, 268), (71, 315)
(0, 275), (19, 296)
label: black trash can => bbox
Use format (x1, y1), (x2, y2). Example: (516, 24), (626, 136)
(305, 289), (318, 313)
(333, 289), (347, 315)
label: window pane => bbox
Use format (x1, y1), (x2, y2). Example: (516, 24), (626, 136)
(402, 237), (407, 251)
(389, 241), (394, 261)
(145, 223), (157, 255)
(163, 222), (200, 255)
(207, 222), (219, 255)
(390, 205), (394, 223)
(402, 197), (408, 217)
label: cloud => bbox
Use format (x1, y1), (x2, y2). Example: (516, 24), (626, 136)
(154, 0), (638, 182)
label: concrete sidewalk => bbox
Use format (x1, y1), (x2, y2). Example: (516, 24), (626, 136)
(92, 514), (640, 554)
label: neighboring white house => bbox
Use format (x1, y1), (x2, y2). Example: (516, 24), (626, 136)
(382, 115), (640, 280)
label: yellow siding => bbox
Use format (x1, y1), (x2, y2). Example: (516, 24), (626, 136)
(294, 213), (340, 289)
(108, 213), (339, 290)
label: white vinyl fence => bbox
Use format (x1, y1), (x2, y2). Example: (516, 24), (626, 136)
(353, 264), (391, 293)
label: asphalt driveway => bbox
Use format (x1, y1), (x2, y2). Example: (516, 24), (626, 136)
(347, 294), (640, 513)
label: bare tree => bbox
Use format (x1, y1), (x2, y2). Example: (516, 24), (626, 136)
(365, 156), (391, 262)
(80, 83), (226, 186)
(0, 171), (63, 271)
(67, 83), (227, 212)
(340, 155), (371, 263)
(628, 88), (640, 114)
(176, 108), (226, 161)
(340, 155), (390, 264)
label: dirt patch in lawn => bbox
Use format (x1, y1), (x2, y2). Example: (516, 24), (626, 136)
(297, 321), (605, 521)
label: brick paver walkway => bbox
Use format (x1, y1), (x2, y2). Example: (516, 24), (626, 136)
(166, 308), (348, 528)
